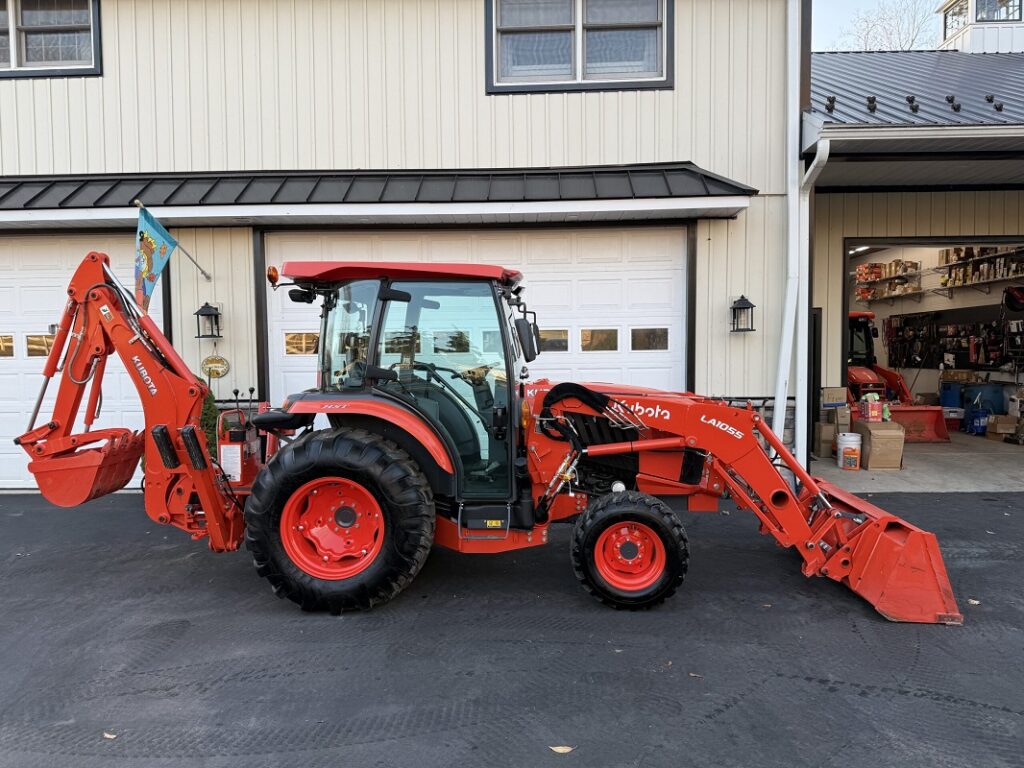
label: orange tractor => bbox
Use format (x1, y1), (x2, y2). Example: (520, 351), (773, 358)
(848, 311), (949, 442)
(16, 252), (962, 623)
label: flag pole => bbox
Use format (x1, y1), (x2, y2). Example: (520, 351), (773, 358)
(133, 199), (213, 282)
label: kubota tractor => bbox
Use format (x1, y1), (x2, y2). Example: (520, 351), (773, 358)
(16, 253), (962, 623)
(848, 311), (950, 442)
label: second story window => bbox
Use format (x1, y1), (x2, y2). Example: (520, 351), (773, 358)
(977, 0), (1022, 22)
(488, 0), (673, 93)
(944, 0), (969, 38)
(0, 0), (101, 78)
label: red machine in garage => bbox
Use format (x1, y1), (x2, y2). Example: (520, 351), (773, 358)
(15, 253), (962, 624)
(848, 311), (950, 442)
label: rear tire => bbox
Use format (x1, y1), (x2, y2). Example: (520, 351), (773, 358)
(571, 491), (688, 610)
(245, 428), (435, 612)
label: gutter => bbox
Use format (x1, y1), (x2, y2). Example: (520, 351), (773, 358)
(772, 0), (803, 451)
(794, 139), (830, 468)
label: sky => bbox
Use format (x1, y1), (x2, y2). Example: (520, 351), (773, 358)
(812, 0), (944, 51)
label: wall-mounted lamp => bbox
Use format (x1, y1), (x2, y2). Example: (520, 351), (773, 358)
(194, 302), (222, 339)
(730, 296), (756, 334)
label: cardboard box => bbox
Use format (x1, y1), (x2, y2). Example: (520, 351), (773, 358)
(859, 401), (884, 422)
(821, 387), (848, 408)
(813, 422), (836, 458)
(853, 421), (905, 470)
(987, 415), (1018, 435)
(826, 405), (852, 431)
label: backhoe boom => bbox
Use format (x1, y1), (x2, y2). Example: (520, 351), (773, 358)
(15, 252), (245, 551)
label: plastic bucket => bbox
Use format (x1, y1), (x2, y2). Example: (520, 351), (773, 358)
(837, 432), (862, 471)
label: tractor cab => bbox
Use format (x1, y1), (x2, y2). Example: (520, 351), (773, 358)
(271, 261), (540, 508)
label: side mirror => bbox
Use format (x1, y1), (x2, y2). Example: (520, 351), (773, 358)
(288, 288), (316, 304)
(871, 327), (879, 338)
(515, 318), (539, 362)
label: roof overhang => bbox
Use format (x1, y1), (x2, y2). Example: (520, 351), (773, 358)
(0, 197), (753, 231)
(803, 118), (1024, 190)
(0, 164), (757, 231)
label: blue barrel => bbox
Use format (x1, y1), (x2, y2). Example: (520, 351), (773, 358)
(939, 382), (962, 408)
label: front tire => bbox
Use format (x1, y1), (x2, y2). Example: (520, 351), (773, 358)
(245, 428), (435, 612)
(571, 491), (688, 610)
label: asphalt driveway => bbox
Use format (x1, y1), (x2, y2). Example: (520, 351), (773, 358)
(0, 492), (1021, 768)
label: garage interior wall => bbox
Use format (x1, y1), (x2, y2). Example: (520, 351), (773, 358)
(168, 227), (258, 400)
(813, 190), (1024, 387)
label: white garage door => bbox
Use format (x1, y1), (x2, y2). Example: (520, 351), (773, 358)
(265, 227), (686, 406)
(0, 235), (164, 489)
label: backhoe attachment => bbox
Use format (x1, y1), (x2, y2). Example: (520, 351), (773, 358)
(15, 252), (248, 551)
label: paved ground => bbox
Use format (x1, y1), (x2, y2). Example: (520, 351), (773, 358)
(0, 492), (1021, 768)
(812, 431), (1024, 493)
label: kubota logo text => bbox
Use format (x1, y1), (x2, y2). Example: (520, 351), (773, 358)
(631, 402), (671, 420)
(132, 356), (158, 396)
(700, 415), (744, 440)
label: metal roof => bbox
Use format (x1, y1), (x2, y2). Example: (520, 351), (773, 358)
(810, 51), (1024, 127)
(0, 163), (756, 212)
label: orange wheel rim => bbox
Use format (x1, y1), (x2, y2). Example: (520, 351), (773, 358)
(280, 477), (385, 580)
(593, 522), (667, 592)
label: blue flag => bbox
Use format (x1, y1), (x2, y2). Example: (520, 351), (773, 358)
(134, 208), (177, 312)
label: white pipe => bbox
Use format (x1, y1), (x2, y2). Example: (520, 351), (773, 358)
(796, 139), (831, 467)
(772, 0), (802, 442)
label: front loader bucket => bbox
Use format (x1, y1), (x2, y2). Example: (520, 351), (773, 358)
(815, 480), (962, 624)
(27, 430), (144, 508)
(888, 405), (950, 443)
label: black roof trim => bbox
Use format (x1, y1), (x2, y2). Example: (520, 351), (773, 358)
(0, 163), (757, 211)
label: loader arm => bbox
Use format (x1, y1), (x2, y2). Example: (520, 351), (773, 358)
(15, 252), (244, 551)
(528, 387), (962, 625)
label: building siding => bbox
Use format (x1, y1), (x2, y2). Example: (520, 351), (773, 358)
(812, 190), (1024, 387)
(168, 227), (258, 400)
(0, 0), (787, 196)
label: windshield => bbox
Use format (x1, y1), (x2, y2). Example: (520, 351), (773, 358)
(849, 323), (872, 366)
(321, 279), (380, 389)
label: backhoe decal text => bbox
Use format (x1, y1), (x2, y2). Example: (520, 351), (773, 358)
(132, 356), (158, 396)
(700, 415), (744, 440)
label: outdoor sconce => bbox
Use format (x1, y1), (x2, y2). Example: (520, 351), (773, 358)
(730, 296), (756, 333)
(194, 302), (222, 339)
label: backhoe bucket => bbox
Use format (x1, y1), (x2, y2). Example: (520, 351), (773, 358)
(888, 405), (950, 443)
(27, 429), (144, 508)
(815, 480), (962, 624)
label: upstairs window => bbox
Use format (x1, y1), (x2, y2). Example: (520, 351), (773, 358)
(0, 0), (101, 78)
(977, 0), (1022, 21)
(488, 0), (673, 93)
(944, 0), (969, 38)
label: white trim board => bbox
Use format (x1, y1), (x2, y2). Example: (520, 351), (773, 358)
(0, 197), (752, 230)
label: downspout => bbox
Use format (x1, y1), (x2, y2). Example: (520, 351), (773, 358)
(795, 138), (830, 467)
(772, 0), (802, 441)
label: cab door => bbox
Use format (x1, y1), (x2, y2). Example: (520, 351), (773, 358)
(375, 281), (513, 501)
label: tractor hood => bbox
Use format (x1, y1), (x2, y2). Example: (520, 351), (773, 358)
(847, 366), (882, 386)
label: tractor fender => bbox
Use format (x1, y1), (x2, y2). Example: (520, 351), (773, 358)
(287, 399), (457, 497)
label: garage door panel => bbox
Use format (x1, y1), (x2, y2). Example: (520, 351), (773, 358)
(525, 234), (574, 265)
(266, 228), (686, 406)
(426, 239), (473, 262)
(528, 279), (574, 312)
(0, 234), (163, 488)
(577, 279), (624, 311)
(576, 232), (624, 264)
